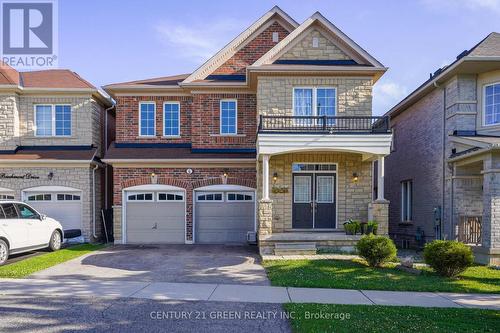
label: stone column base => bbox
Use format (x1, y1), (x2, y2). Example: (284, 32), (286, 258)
(258, 199), (273, 237)
(472, 246), (500, 266)
(112, 205), (123, 244)
(368, 200), (389, 235)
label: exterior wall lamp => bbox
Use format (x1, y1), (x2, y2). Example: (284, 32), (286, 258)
(273, 172), (278, 183)
(352, 173), (359, 183)
(150, 172), (158, 184)
(48, 172), (54, 180)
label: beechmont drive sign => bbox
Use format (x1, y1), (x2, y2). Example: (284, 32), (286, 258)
(0, 173), (40, 179)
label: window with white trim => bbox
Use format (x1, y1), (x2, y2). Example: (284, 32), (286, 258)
(484, 82), (500, 125)
(293, 176), (311, 203)
(163, 102), (180, 136)
(158, 192), (184, 201)
(27, 194), (52, 201)
(196, 193), (223, 202)
(226, 192), (254, 202)
(35, 105), (72, 137)
(293, 87), (336, 119)
(57, 194), (81, 201)
(127, 193), (154, 201)
(401, 180), (413, 222)
(220, 100), (237, 135)
(0, 194), (14, 200)
(139, 102), (156, 136)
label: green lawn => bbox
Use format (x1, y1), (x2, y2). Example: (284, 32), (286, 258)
(263, 259), (500, 293)
(284, 303), (500, 333)
(0, 244), (105, 278)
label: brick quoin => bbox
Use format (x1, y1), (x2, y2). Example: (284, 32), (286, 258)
(114, 167), (256, 241)
(212, 21), (290, 75)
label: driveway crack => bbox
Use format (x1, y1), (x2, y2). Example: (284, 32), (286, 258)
(207, 284), (219, 301)
(359, 290), (376, 305)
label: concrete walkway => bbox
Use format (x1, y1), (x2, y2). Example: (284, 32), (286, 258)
(0, 278), (498, 310)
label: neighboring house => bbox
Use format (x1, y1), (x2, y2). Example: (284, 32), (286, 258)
(103, 7), (392, 254)
(385, 33), (500, 265)
(0, 62), (114, 241)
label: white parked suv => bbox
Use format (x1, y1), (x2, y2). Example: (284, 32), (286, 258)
(0, 201), (63, 266)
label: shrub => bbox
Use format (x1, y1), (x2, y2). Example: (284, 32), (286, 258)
(423, 240), (474, 277)
(344, 220), (361, 235)
(366, 221), (378, 235)
(356, 235), (397, 267)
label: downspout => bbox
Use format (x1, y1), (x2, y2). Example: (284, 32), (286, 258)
(92, 164), (99, 239)
(435, 80), (447, 240)
(103, 104), (114, 210)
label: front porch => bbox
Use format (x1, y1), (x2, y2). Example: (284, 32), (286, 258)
(256, 117), (392, 255)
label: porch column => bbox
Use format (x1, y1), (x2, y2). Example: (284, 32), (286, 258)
(377, 155), (385, 201)
(262, 154), (270, 200)
(480, 155), (500, 265)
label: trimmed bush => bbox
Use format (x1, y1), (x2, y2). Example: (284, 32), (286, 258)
(423, 240), (474, 277)
(356, 235), (397, 267)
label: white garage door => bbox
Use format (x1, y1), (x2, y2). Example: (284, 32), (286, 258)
(195, 190), (255, 244)
(125, 191), (185, 244)
(25, 191), (82, 231)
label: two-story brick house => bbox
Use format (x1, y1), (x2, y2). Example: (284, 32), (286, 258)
(0, 62), (113, 241)
(385, 33), (500, 265)
(103, 7), (392, 254)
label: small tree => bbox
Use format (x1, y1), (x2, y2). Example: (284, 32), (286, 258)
(356, 235), (397, 267)
(423, 240), (474, 277)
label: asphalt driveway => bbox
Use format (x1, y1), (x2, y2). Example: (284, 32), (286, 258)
(28, 245), (270, 285)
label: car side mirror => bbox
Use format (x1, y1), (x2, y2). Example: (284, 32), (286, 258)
(40, 214), (46, 221)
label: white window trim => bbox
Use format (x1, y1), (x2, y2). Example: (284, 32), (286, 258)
(162, 101), (181, 138)
(483, 81), (500, 127)
(56, 193), (81, 201)
(27, 193), (53, 201)
(292, 163), (338, 173)
(316, 175), (335, 204)
(157, 191), (185, 202)
(226, 192), (255, 202)
(292, 87), (337, 118)
(138, 101), (156, 137)
(293, 175), (312, 204)
(196, 192), (224, 202)
(219, 99), (238, 135)
(401, 180), (412, 222)
(126, 192), (154, 202)
(34, 104), (72, 137)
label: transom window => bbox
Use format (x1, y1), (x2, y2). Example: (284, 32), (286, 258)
(158, 192), (184, 201)
(292, 163), (337, 172)
(220, 100), (237, 135)
(163, 102), (180, 137)
(27, 194), (52, 201)
(293, 87), (336, 118)
(35, 104), (72, 137)
(227, 192), (254, 202)
(196, 193), (223, 202)
(139, 102), (156, 136)
(127, 193), (154, 201)
(484, 82), (500, 125)
(57, 194), (81, 201)
(401, 180), (413, 222)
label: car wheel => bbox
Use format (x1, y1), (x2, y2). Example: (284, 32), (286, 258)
(48, 231), (62, 252)
(0, 239), (9, 266)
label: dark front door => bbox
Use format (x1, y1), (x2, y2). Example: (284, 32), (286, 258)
(292, 173), (336, 229)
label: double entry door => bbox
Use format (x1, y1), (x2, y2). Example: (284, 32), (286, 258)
(292, 173), (336, 229)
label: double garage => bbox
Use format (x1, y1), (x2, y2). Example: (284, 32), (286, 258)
(123, 184), (256, 244)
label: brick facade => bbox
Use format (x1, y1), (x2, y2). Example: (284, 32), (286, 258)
(213, 21), (290, 75)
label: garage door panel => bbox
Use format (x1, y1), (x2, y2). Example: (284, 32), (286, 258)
(26, 192), (82, 231)
(126, 200), (185, 244)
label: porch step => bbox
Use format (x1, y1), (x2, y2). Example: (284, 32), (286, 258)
(273, 242), (317, 255)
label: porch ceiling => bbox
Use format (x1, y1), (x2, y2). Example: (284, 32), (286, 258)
(256, 133), (392, 159)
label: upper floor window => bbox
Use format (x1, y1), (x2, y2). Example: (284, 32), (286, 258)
(220, 100), (237, 135)
(163, 102), (180, 137)
(484, 82), (500, 126)
(293, 87), (336, 117)
(139, 102), (156, 136)
(35, 104), (72, 137)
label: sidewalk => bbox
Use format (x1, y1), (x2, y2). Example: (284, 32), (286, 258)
(0, 278), (498, 310)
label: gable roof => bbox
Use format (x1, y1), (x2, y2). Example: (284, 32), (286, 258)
(0, 61), (20, 85)
(181, 6), (298, 84)
(105, 74), (190, 90)
(387, 32), (500, 119)
(21, 69), (96, 89)
(252, 12), (385, 68)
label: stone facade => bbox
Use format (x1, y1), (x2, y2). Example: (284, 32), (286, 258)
(257, 76), (372, 117)
(257, 152), (373, 232)
(0, 94), (19, 150)
(0, 166), (103, 241)
(280, 29), (351, 61)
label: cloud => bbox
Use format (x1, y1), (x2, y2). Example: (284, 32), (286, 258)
(421, 0), (500, 13)
(155, 19), (242, 62)
(372, 81), (409, 115)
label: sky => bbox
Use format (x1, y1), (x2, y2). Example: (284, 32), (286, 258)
(52, 0), (500, 115)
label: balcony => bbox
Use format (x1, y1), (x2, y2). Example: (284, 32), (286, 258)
(258, 115), (390, 134)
